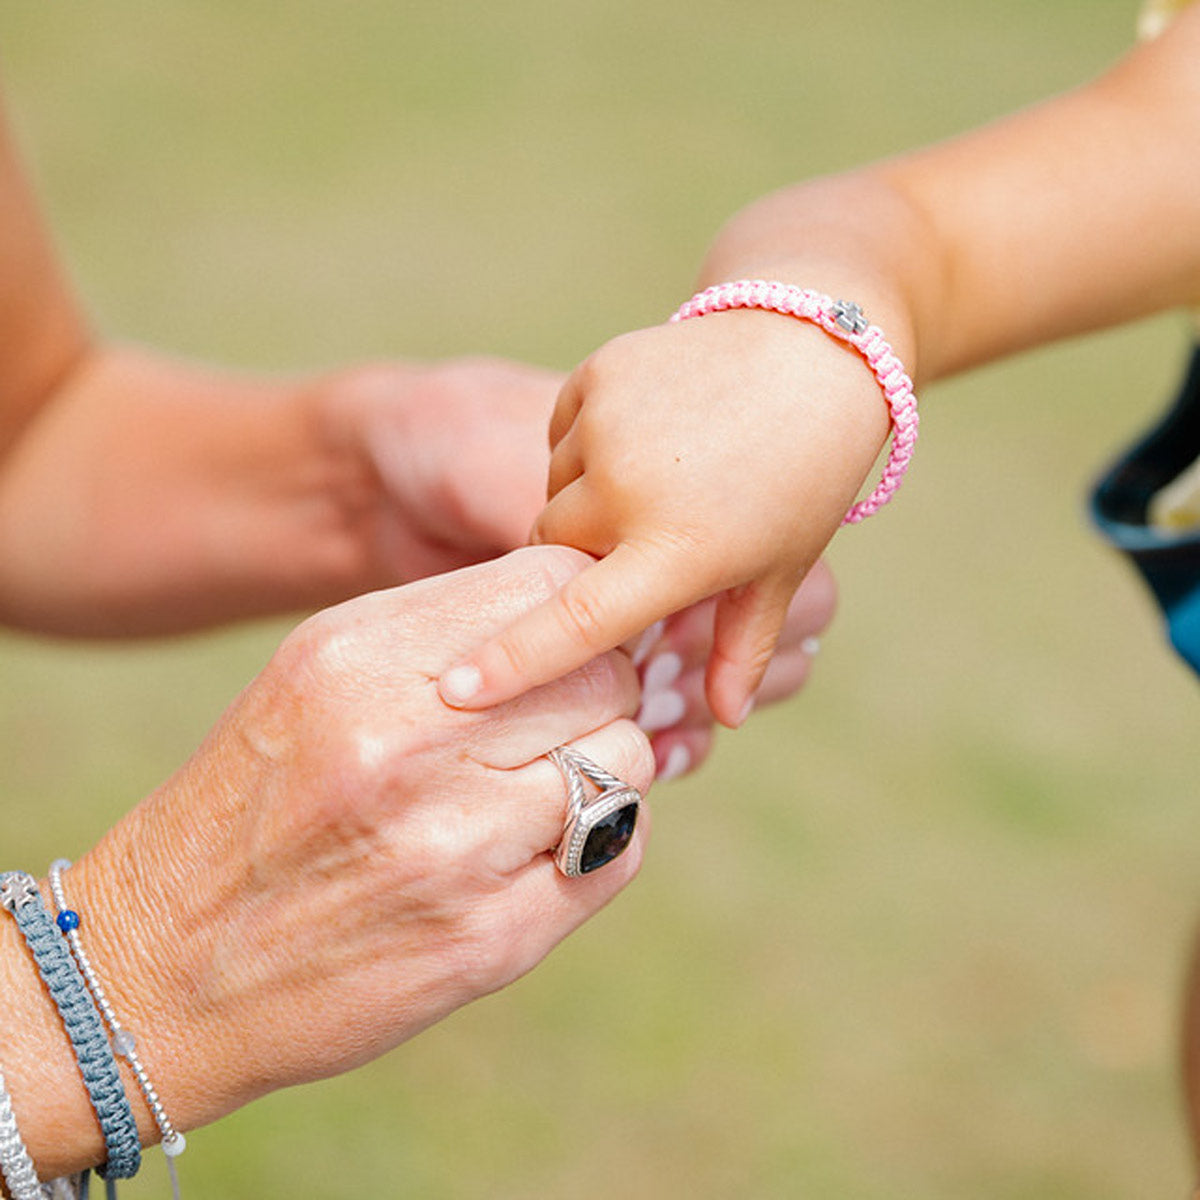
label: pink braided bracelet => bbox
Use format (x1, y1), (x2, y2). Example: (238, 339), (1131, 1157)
(669, 279), (919, 524)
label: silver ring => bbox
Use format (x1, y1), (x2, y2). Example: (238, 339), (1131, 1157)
(548, 746), (641, 877)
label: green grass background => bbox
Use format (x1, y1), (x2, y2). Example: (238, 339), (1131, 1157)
(1, 2), (1197, 1195)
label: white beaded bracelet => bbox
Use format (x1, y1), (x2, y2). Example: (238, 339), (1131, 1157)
(0, 1061), (44, 1200)
(47, 862), (185, 1198)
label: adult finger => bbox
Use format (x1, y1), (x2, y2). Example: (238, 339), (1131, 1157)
(476, 807), (651, 996)
(341, 543), (602, 674)
(494, 719), (655, 868)
(427, 716), (652, 885)
(649, 727), (714, 783)
(463, 647), (642, 770)
(483, 714), (655, 986)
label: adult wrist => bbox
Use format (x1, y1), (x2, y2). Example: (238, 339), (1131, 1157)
(0, 344), (390, 637)
(63, 808), (236, 1143)
(0, 881), (115, 1177)
(0, 826), (217, 1181)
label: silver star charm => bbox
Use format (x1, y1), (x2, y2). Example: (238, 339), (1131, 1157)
(832, 300), (868, 335)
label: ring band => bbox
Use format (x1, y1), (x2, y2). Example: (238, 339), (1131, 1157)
(548, 747), (641, 877)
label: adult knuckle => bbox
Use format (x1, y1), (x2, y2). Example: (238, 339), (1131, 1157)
(512, 544), (594, 596)
(245, 613), (354, 752)
(589, 720), (654, 795)
(569, 648), (637, 712)
(275, 607), (355, 686)
(451, 903), (523, 995)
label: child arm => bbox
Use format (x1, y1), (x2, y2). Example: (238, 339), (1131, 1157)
(439, 10), (1200, 726)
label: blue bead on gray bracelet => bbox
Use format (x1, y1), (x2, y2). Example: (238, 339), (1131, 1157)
(0, 872), (141, 1180)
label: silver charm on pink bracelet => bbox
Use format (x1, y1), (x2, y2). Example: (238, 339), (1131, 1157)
(831, 299), (869, 335)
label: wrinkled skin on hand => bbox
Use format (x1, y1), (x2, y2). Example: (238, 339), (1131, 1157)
(10, 547), (651, 1176)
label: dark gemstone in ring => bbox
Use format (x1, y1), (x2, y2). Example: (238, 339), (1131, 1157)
(579, 802), (639, 874)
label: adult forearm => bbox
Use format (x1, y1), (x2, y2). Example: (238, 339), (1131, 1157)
(0, 344), (378, 637)
(0, 101), (93, 459)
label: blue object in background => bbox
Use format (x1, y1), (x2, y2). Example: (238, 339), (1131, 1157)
(1091, 343), (1200, 676)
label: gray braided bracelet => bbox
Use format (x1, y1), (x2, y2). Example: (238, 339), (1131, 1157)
(0, 873), (141, 1180)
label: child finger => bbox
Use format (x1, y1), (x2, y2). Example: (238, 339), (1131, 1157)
(529, 475), (613, 550)
(705, 578), (795, 728)
(651, 562), (832, 677)
(438, 542), (697, 711)
(546, 423), (586, 500)
(639, 638), (815, 740)
(547, 372), (585, 449)
(647, 601), (717, 672)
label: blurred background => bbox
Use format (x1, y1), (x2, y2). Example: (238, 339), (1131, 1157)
(1, 2), (1195, 1196)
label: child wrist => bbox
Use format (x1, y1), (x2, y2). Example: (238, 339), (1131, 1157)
(670, 279), (919, 523)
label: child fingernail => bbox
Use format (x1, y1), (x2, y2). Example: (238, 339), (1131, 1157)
(657, 743), (691, 782)
(801, 636), (821, 656)
(734, 696), (755, 728)
(637, 688), (687, 732)
(439, 664), (483, 706)
(642, 651), (683, 692)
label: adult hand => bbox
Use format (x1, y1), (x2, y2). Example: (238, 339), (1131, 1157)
(314, 354), (562, 582)
(0, 546), (651, 1176)
(0, 349), (561, 636)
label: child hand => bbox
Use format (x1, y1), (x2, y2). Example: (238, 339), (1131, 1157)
(438, 308), (891, 726)
(635, 558), (836, 781)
